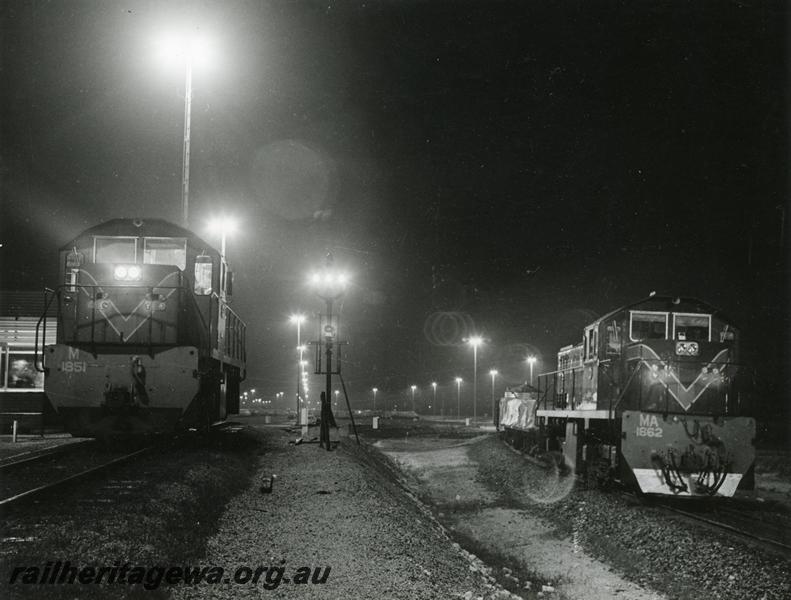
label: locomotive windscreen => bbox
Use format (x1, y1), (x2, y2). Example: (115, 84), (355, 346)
(143, 237), (187, 270)
(629, 311), (667, 341)
(94, 237), (136, 263)
(673, 313), (711, 342)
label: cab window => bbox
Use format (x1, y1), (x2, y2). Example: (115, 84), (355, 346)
(606, 320), (622, 354)
(584, 327), (598, 360)
(630, 311), (667, 341)
(194, 256), (213, 295)
(144, 237), (187, 270)
(673, 313), (710, 342)
(94, 237), (136, 263)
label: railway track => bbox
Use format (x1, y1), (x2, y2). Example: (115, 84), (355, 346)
(0, 442), (155, 509)
(499, 434), (791, 556)
(643, 495), (791, 556)
(0, 438), (93, 469)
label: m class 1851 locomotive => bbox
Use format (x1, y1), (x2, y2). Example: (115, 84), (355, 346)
(499, 296), (755, 497)
(36, 218), (246, 437)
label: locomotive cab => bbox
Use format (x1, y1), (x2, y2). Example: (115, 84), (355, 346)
(39, 218), (246, 438)
(506, 296), (756, 497)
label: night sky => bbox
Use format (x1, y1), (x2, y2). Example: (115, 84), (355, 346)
(1, 1), (788, 414)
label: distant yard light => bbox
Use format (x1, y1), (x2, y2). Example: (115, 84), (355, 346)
(208, 216), (237, 236)
(526, 356), (537, 385)
(454, 377), (463, 418)
(308, 257), (351, 300)
(207, 216), (237, 263)
(155, 31), (215, 69)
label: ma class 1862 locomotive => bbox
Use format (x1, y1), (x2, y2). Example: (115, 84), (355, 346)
(499, 296), (755, 497)
(35, 218), (246, 437)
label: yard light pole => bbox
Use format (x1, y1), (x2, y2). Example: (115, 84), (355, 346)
(455, 377), (463, 419)
(372, 387), (378, 411)
(156, 31), (213, 227)
(489, 369), (498, 427)
(290, 314), (306, 425)
(431, 381), (437, 416)
(181, 53), (193, 227)
(466, 336), (483, 423)
(410, 385), (417, 412)
(527, 356), (537, 386)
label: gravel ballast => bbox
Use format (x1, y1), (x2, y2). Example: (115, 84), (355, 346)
(170, 425), (509, 600)
(466, 434), (791, 600)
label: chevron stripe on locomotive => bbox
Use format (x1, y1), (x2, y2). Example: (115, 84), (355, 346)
(499, 296), (755, 497)
(37, 218), (246, 437)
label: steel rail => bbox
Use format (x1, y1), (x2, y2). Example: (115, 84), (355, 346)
(0, 440), (94, 470)
(655, 501), (791, 554)
(0, 446), (153, 508)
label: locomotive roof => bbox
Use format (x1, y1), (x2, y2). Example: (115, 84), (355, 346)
(61, 218), (217, 254)
(589, 295), (737, 329)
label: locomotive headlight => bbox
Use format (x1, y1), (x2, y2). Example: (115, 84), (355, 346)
(114, 264), (142, 280)
(675, 341), (699, 356)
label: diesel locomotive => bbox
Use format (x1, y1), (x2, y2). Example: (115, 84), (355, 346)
(35, 218), (246, 437)
(499, 295), (755, 497)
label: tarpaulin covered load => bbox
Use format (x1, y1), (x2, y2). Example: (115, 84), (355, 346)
(499, 389), (538, 430)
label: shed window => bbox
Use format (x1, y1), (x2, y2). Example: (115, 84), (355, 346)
(2, 352), (43, 390)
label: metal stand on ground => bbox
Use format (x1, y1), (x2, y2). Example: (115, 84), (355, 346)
(308, 252), (357, 450)
(319, 392), (329, 450)
(319, 391), (337, 450)
(339, 373), (360, 445)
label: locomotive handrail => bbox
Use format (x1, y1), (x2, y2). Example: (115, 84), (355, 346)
(207, 290), (247, 364)
(89, 285), (97, 355)
(34, 288), (58, 373)
(35, 280), (247, 384)
(611, 363), (642, 412)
